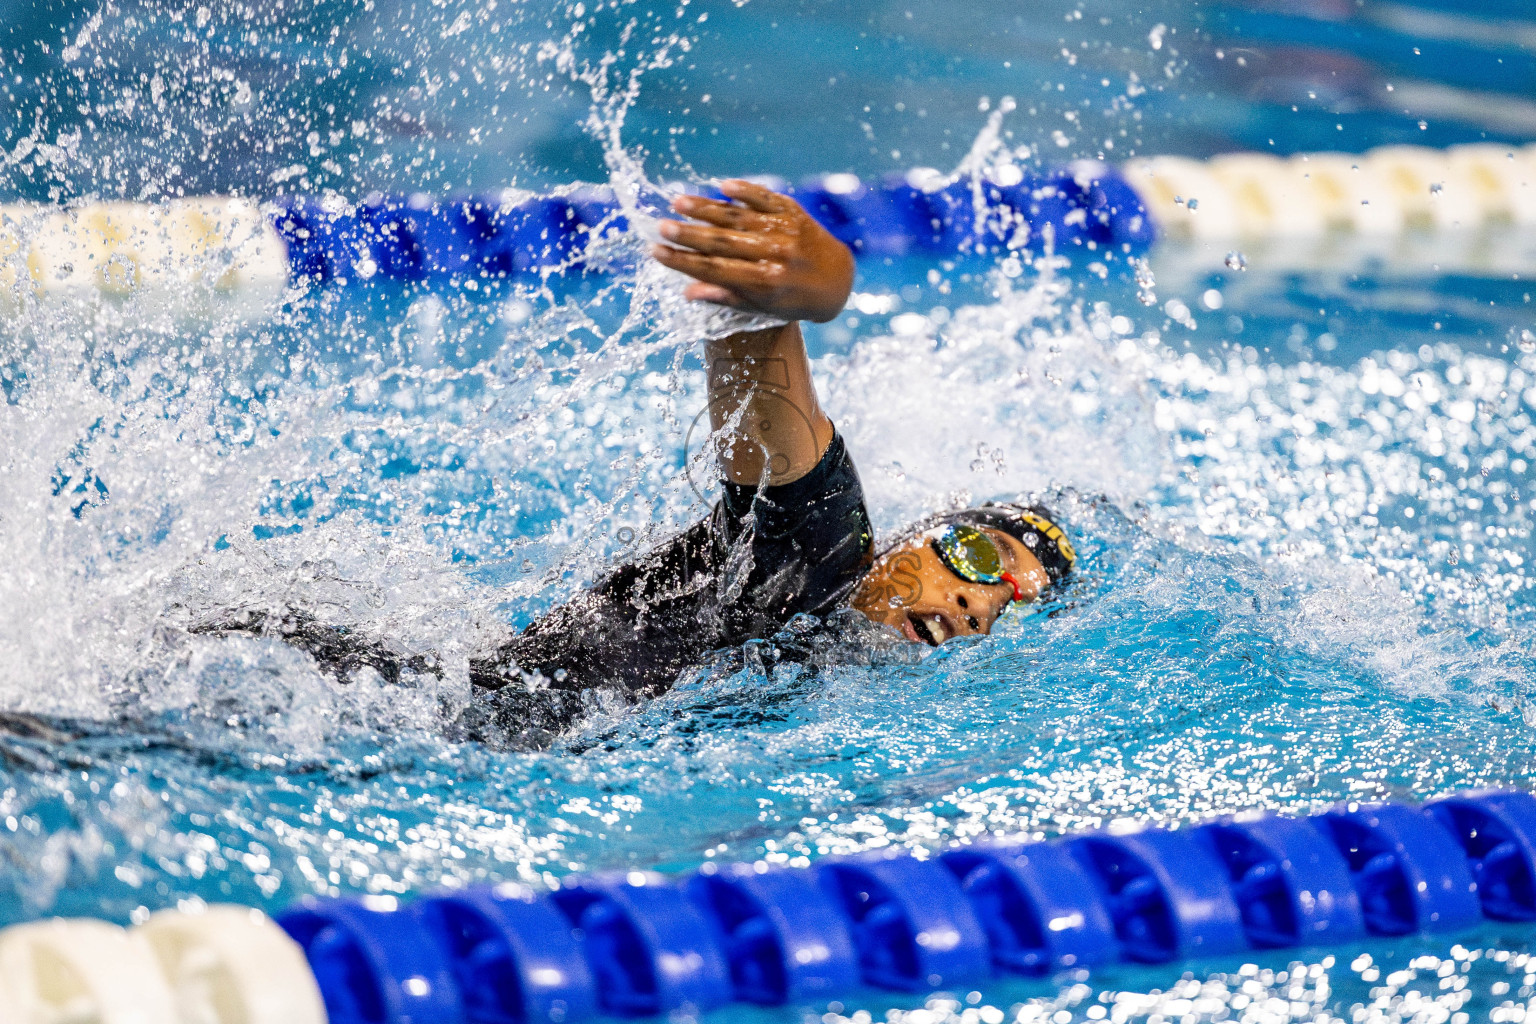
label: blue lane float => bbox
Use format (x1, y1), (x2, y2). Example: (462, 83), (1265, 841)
(1066, 827), (1249, 964)
(269, 189), (626, 285)
(686, 861), (860, 1004)
(272, 791), (1536, 1023)
(265, 163), (1155, 287)
(1428, 791), (1536, 921)
(547, 871), (735, 1017)
(1195, 812), (1365, 949)
(418, 884), (598, 1024)
(818, 851), (992, 992)
(278, 897), (466, 1024)
(1313, 802), (1482, 936)
(942, 837), (1116, 974)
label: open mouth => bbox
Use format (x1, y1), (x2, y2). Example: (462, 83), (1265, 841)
(906, 612), (949, 647)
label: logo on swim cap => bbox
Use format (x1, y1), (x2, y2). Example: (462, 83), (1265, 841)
(1018, 511), (1077, 567)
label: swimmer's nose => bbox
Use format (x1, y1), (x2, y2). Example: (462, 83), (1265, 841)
(952, 589), (998, 634)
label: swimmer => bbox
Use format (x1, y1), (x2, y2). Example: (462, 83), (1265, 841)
(219, 180), (1075, 746)
(466, 179), (1075, 740)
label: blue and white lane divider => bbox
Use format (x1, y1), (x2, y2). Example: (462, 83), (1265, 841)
(1, 143), (1533, 307)
(4, 791), (1536, 1023)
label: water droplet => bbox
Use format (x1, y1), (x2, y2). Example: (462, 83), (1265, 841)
(1512, 327), (1536, 354)
(1132, 257), (1157, 306)
(1186, 197), (1199, 211)
(1429, 182), (1443, 194)
(1224, 251), (1247, 272)
(1418, 120), (1428, 130)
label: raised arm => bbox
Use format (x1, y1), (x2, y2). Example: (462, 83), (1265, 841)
(652, 180), (855, 487)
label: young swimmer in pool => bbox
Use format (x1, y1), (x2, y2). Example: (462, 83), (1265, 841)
(212, 180), (1075, 745)
(449, 180), (1076, 740)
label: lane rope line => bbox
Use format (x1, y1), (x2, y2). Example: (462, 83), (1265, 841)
(1, 143), (1531, 313)
(1, 790), (1534, 1022)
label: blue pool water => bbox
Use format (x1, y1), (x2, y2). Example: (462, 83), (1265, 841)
(3, 0), (1536, 1020)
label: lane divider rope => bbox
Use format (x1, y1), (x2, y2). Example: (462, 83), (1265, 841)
(1, 143), (1532, 309)
(2, 790), (1535, 1023)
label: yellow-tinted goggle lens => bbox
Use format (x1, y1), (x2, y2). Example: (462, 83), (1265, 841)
(933, 525), (1003, 584)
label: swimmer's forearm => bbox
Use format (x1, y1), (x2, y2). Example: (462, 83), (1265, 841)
(704, 322), (833, 487)
(653, 179), (851, 487)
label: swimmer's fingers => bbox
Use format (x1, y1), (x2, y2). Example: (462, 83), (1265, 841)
(717, 178), (794, 214)
(649, 243), (784, 294)
(671, 193), (775, 232)
(682, 280), (745, 308)
(657, 219), (784, 261)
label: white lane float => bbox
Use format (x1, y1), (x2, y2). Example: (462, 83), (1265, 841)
(0, 197), (289, 319)
(0, 917), (178, 1024)
(1124, 142), (1536, 242)
(138, 904), (328, 1024)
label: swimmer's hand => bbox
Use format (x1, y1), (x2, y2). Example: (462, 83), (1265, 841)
(651, 180), (855, 324)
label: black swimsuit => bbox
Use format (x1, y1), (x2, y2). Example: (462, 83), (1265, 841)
(204, 433), (871, 745)
(457, 431), (873, 745)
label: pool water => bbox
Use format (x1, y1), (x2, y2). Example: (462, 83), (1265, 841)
(3, 0), (1536, 1021)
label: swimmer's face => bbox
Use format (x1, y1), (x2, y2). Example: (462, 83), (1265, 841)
(850, 527), (1048, 646)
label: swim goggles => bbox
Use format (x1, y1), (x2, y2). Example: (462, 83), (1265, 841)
(930, 524), (1025, 602)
